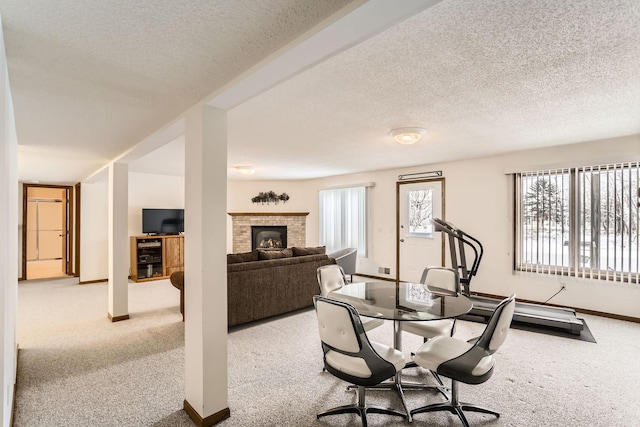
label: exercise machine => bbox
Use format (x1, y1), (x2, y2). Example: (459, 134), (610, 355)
(432, 218), (584, 335)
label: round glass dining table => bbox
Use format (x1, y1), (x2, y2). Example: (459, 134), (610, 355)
(328, 280), (473, 323)
(328, 280), (473, 422)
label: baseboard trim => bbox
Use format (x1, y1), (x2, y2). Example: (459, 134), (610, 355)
(12, 346), (19, 427)
(573, 307), (640, 323)
(107, 313), (130, 322)
(184, 399), (230, 426)
(79, 278), (108, 285)
(471, 291), (640, 323)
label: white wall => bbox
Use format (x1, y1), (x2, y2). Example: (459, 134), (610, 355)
(0, 21), (18, 427)
(228, 134), (640, 318)
(128, 172), (185, 237)
(79, 172), (185, 281)
(79, 177), (109, 282)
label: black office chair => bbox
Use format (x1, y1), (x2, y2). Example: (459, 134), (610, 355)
(313, 296), (406, 426)
(410, 294), (516, 427)
(317, 265), (384, 332)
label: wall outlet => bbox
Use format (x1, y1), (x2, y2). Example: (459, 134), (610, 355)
(378, 267), (391, 274)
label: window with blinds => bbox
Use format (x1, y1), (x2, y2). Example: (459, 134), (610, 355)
(515, 162), (640, 283)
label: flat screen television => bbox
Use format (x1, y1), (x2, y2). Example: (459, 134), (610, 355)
(142, 208), (184, 235)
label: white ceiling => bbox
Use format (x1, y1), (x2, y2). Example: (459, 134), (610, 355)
(3, 0), (640, 183)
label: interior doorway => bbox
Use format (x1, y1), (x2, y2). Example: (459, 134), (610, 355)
(396, 177), (445, 282)
(23, 185), (74, 280)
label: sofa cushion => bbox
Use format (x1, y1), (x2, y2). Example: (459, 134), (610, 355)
(292, 246), (326, 256)
(258, 248), (293, 260)
(227, 250), (259, 264)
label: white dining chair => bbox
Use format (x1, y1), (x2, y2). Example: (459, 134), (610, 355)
(316, 265), (384, 332)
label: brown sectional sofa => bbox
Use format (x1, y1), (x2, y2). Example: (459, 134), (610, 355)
(170, 246), (336, 326)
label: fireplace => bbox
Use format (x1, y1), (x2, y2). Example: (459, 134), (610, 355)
(252, 226), (287, 250)
(229, 212), (308, 253)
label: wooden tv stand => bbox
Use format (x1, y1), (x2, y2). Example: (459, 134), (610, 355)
(130, 235), (184, 282)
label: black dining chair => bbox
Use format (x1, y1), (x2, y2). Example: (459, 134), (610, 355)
(313, 295), (407, 426)
(410, 294), (516, 427)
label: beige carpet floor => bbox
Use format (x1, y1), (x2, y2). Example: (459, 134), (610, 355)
(14, 277), (640, 426)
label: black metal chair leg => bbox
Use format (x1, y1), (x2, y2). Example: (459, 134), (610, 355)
(317, 385), (406, 426)
(461, 403), (500, 418)
(411, 380), (499, 427)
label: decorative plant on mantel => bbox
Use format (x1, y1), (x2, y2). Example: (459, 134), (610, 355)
(251, 191), (290, 205)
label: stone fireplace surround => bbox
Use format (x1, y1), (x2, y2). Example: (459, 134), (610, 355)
(229, 212), (309, 254)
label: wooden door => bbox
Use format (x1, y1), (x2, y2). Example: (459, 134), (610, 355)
(25, 186), (69, 280)
(397, 178), (445, 282)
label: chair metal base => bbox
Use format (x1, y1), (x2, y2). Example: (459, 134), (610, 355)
(346, 366), (449, 423)
(411, 401), (499, 427)
(317, 404), (406, 427)
(410, 380), (499, 427)
(318, 385), (406, 426)
(404, 360), (447, 387)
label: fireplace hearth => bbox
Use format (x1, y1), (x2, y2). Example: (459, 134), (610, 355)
(252, 226), (287, 250)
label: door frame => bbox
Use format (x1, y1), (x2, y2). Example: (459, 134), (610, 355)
(75, 182), (81, 279)
(22, 183), (75, 280)
(395, 177), (446, 281)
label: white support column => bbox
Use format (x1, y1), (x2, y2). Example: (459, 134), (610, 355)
(107, 162), (129, 322)
(1, 27), (19, 425)
(183, 104), (229, 424)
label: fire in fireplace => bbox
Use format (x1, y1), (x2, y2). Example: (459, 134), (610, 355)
(251, 226), (287, 250)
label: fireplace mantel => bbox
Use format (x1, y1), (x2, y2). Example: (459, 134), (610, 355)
(228, 212), (309, 217)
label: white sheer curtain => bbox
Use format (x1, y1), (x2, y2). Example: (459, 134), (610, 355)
(319, 186), (366, 256)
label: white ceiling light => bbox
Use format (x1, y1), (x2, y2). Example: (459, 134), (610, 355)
(235, 166), (255, 175)
(390, 127), (427, 145)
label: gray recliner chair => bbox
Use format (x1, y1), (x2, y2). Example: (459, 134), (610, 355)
(328, 247), (357, 281)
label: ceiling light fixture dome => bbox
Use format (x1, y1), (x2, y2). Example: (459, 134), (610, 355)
(235, 166), (255, 175)
(390, 127), (427, 145)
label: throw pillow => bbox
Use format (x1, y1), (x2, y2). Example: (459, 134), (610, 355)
(227, 250), (259, 264)
(258, 248), (293, 260)
(292, 246), (326, 256)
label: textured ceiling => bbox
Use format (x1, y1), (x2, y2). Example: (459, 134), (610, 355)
(1, 0), (354, 182)
(3, 0), (640, 183)
(226, 0), (640, 179)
